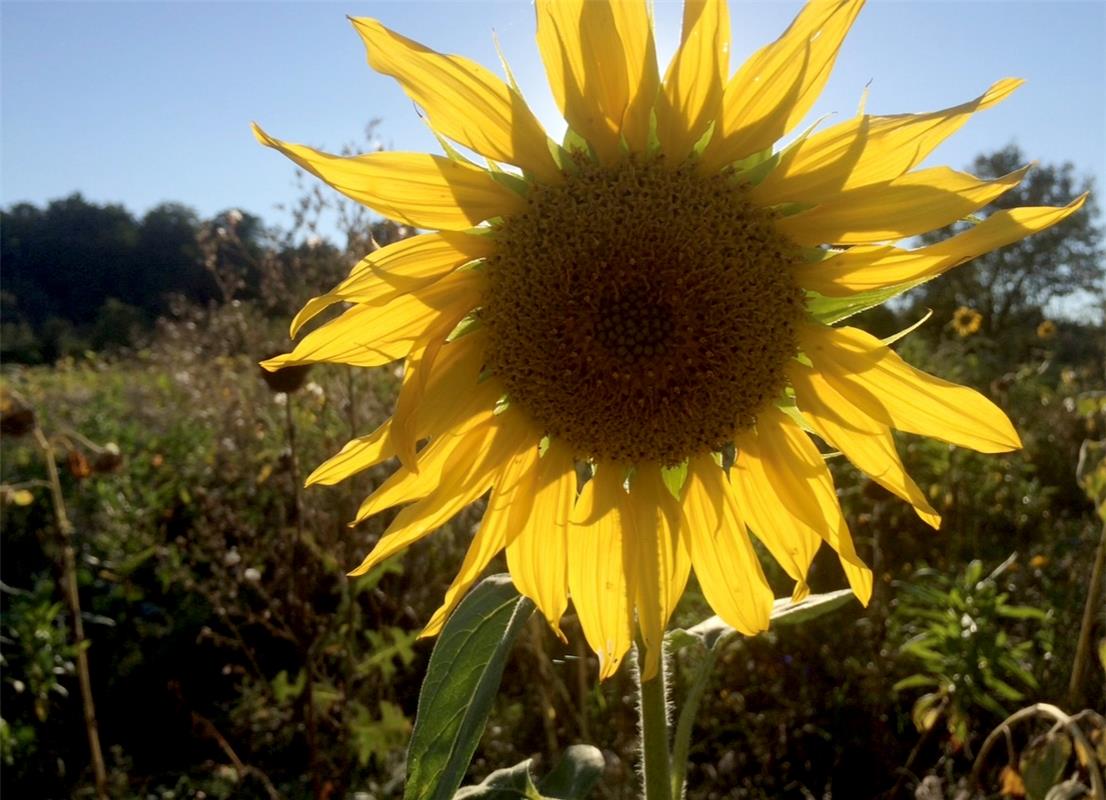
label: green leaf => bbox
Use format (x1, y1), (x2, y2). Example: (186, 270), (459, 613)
(911, 692), (944, 733)
(454, 759), (542, 800)
(768, 590), (857, 626)
(405, 575), (534, 800)
(996, 654), (1040, 690)
(1021, 733), (1072, 800)
(729, 148), (779, 187)
(559, 128), (592, 167)
(982, 674), (1025, 703)
(664, 627), (702, 653)
(115, 545), (158, 576)
(537, 745), (605, 800)
(270, 669), (306, 703)
(674, 589), (858, 650)
(661, 462), (688, 500)
(454, 746), (605, 800)
(891, 674), (939, 692)
(806, 279), (926, 325)
(487, 169), (532, 199)
(350, 700), (412, 767)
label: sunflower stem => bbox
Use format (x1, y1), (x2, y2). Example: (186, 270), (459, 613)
(637, 646), (672, 800)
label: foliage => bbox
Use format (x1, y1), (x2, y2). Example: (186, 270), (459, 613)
(890, 557), (1052, 748)
(0, 579), (81, 771)
(1, 144), (1103, 799)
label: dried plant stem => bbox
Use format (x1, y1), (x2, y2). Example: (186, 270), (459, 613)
(282, 398), (323, 800)
(33, 426), (108, 799)
(188, 704), (283, 800)
(972, 703), (1104, 799)
(1069, 518), (1106, 708)
(284, 398), (304, 546)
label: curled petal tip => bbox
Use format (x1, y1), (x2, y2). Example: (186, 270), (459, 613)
(250, 122), (273, 147)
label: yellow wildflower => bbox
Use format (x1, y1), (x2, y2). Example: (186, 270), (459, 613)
(1037, 320), (1057, 339)
(952, 306), (984, 337)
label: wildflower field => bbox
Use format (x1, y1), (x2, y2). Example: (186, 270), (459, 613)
(4, 162), (1103, 798)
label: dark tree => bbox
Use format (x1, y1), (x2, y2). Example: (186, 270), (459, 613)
(0, 195), (219, 362)
(906, 145), (1103, 334)
(134, 203), (217, 307)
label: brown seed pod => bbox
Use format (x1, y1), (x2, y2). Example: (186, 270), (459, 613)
(92, 442), (124, 474)
(67, 449), (92, 480)
(259, 353), (311, 394)
(0, 389), (35, 437)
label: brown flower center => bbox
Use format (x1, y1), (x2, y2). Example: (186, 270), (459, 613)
(482, 155), (805, 465)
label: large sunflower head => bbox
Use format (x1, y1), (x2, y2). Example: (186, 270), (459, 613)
(255, 0), (1086, 680)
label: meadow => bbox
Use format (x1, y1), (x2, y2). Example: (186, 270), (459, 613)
(2, 146), (1104, 800)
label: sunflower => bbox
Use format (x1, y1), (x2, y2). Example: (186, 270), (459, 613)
(255, 0), (1085, 680)
(952, 306), (983, 337)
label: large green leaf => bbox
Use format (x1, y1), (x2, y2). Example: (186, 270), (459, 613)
(454, 760), (541, 800)
(672, 589), (858, 650)
(405, 575), (534, 800)
(453, 746), (605, 800)
(537, 745), (605, 799)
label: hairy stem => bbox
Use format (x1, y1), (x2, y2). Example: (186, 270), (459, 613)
(637, 646), (672, 800)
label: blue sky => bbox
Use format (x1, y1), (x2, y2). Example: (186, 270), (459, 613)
(2, 1), (1104, 243)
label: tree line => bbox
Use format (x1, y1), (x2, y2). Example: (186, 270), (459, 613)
(1, 145), (1101, 366)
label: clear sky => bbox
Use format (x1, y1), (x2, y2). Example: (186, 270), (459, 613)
(2, 1), (1104, 243)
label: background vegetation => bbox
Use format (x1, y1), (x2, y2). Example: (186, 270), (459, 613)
(1, 144), (1104, 800)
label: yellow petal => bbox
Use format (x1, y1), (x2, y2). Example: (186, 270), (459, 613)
(506, 439), (577, 638)
(350, 18), (560, 183)
(351, 380), (504, 523)
(307, 423), (394, 487)
(681, 454), (772, 634)
(253, 124), (523, 230)
(800, 323), (1021, 453)
(753, 78), (1023, 205)
(305, 332), (488, 486)
(735, 407), (873, 604)
(702, 0), (864, 172)
(787, 361), (941, 528)
(348, 408), (533, 575)
(390, 306), (474, 471)
(655, 0), (729, 160)
(793, 195), (1088, 295)
(261, 269), (483, 370)
(731, 436), (819, 588)
(291, 232), (494, 337)
(568, 466), (633, 681)
(534, 0), (659, 161)
(776, 165), (1028, 246)
(627, 463), (690, 681)
(421, 439), (541, 637)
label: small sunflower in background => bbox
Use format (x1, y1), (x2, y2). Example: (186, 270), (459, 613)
(952, 306), (984, 338)
(255, 0), (1085, 678)
(1037, 320), (1058, 340)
